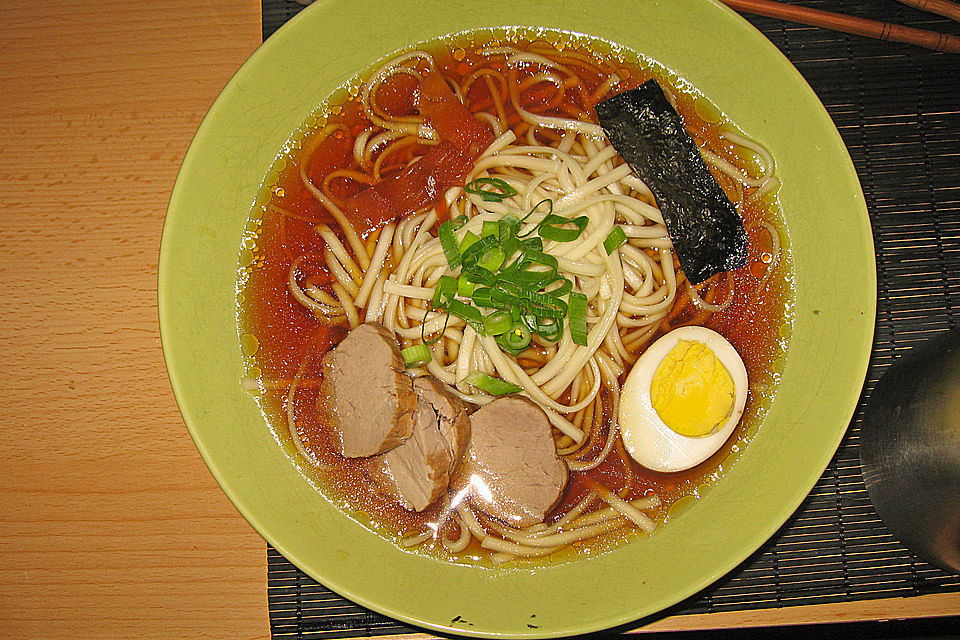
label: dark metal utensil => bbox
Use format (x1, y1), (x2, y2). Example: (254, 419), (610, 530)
(860, 328), (960, 573)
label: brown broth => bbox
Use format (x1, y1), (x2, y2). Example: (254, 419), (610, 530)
(237, 29), (794, 565)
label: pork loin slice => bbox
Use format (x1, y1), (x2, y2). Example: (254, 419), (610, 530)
(413, 377), (471, 472)
(321, 322), (418, 457)
(367, 398), (451, 512)
(454, 396), (568, 528)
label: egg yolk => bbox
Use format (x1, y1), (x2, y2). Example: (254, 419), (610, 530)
(650, 339), (734, 437)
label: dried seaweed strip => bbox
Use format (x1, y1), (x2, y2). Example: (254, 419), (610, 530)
(595, 81), (748, 284)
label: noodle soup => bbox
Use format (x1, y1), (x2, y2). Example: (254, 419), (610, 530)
(238, 29), (793, 565)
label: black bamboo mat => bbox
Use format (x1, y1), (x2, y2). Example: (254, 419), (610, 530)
(262, 1), (960, 637)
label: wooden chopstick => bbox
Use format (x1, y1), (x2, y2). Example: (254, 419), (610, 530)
(719, 0), (960, 53)
(892, 0), (960, 23)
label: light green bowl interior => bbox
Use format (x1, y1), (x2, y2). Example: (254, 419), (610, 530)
(159, 0), (875, 636)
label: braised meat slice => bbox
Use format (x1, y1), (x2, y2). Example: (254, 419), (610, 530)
(454, 396), (568, 528)
(413, 376), (471, 472)
(321, 322), (417, 457)
(367, 397), (451, 512)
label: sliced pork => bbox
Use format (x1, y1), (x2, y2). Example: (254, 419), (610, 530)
(321, 322), (417, 457)
(454, 396), (568, 528)
(413, 376), (471, 473)
(367, 378), (472, 512)
(367, 397), (451, 512)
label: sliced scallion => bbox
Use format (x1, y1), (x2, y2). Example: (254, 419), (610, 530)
(438, 220), (462, 269)
(401, 344), (432, 368)
(457, 276), (475, 298)
(464, 177), (518, 203)
(568, 292), (589, 346)
(471, 287), (494, 308)
(490, 289), (520, 309)
(537, 214), (590, 242)
(420, 305), (450, 346)
(461, 264), (497, 286)
(432, 275), (457, 308)
(477, 245), (506, 272)
(603, 225), (628, 255)
(524, 314), (563, 342)
(496, 323), (531, 354)
(458, 230), (480, 254)
(448, 299), (485, 332)
(460, 233), (498, 265)
(523, 291), (568, 316)
(498, 215), (520, 240)
(511, 252), (559, 285)
(542, 276), (572, 298)
(482, 309), (514, 336)
(464, 371), (523, 396)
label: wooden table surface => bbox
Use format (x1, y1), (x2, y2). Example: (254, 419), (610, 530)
(0, 2), (956, 639)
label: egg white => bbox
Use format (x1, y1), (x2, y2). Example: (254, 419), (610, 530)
(618, 326), (748, 473)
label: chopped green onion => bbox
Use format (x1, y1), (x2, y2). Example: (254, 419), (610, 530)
(425, 203), (601, 358)
(477, 245), (506, 272)
(542, 276), (572, 298)
(458, 230), (480, 254)
(490, 289), (521, 309)
(496, 279), (525, 297)
(464, 372), (523, 396)
(496, 323), (531, 354)
(461, 264), (497, 286)
(483, 310), (514, 336)
(523, 291), (568, 315)
(401, 344), (432, 368)
(521, 300), (566, 319)
(498, 216), (520, 240)
(421, 305), (451, 346)
(524, 314), (564, 342)
(464, 177), (518, 203)
(603, 226), (628, 255)
(448, 299), (485, 332)
(500, 236), (523, 263)
(511, 252), (559, 285)
(432, 275), (457, 308)
(537, 214), (590, 242)
(457, 276), (475, 298)
(518, 199), (554, 230)
(521, 236), (544, 253)
(471, 287), (494, 308)
(438, 220), (461, 269)
(568, 291), (589, 346)
(460, 234), (498, 266)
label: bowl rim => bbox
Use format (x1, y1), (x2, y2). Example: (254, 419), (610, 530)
(159, 0), (876, 636)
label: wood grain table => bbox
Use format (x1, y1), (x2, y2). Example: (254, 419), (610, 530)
(1, 1), (956, 639)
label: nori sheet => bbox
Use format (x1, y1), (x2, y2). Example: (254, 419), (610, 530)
(595, 81), (749, 284)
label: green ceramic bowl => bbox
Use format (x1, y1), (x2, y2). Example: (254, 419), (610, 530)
(160, 0), (875, 636)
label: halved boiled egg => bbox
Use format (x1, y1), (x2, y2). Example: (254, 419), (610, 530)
(619, 326), (748, 473)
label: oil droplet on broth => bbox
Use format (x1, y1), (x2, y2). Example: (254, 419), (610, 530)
(239, 248), (255, 268)
(694, 97), (723, 124)
(667, 494), (698, 521)
(452, 47), (466, 61)
(240, 333), (259, 357)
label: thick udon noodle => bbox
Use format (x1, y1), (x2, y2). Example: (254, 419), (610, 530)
(266, 43), (782, 563)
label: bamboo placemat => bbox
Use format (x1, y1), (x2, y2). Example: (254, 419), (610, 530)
(262, 1), (960, 636)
